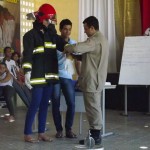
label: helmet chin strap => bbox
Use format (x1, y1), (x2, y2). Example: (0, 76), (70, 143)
(42, 19), (52, 28)
(41, 21), (57, 34)
(47, 19), (52, 24)
(47, 19), (56, 25)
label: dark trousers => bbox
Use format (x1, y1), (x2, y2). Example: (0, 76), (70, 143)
(13, 79), (31, 107)
(24, 85), (52, 135)
(51, 77), (75, 132)
(0, 85), (15, 116)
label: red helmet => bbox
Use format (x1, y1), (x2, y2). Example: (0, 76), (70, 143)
(35, 4), (57, 24)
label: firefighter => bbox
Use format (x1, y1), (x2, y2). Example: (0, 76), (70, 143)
(22, 3), (66, 143)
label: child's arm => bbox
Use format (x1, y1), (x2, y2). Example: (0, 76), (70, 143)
(0, 69), (12, 83)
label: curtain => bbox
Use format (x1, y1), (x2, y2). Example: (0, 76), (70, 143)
(78, 0), (117, 73)
(140, 0), (150, 34)
(114, 0), (141, 71)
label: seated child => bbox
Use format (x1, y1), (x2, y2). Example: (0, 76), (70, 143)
(0, 62), (15, 122)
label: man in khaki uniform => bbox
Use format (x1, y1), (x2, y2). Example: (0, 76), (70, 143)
(64, 16), (109, 145)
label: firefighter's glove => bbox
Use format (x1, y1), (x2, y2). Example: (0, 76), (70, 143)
(25, 71), (32, 90)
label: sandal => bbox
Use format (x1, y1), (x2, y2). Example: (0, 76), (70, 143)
(55, 131), (63, 138)
(66, 130), (77, 138)
(38, 133), (53, 142)
(8, 117), (15, 122)
(24, 135), (39, 143)
(4, 115), (15, 123)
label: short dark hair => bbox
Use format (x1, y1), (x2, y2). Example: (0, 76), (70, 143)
(83, 16), (99, 30)
(12, 51), (20, 58)
(3, 46), (11, 54)
(11, 51), (21, 67)
(59, 19), (72, 30)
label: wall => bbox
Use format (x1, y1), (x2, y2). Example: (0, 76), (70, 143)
(34, 0), (79, 41)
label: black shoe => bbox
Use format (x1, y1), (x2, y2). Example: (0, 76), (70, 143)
(55, 131), (63, 138)
(90, 129), (102, 145)
(66, 130), (77, 138)
(79, 138), (101, 145)
(94, 137), (101, 145)
(79, 129), (102, 145)
(79, 139), (84, 145)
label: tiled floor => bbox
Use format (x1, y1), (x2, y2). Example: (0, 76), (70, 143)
(0, 107), (150, 150)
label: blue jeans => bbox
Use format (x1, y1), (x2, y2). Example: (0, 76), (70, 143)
(24, 85), (52, 135)
(51, 77), (75, 132)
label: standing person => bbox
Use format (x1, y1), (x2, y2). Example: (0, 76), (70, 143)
(51, 19), (77, 138)
(64, 16), (109, 145)
(0, 62), (15, 122)
(22, 3), (66, 143)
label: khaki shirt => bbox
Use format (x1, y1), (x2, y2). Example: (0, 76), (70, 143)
(64, 31), (109, 92)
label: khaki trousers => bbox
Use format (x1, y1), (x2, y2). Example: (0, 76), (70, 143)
(83, 92), (102, 130)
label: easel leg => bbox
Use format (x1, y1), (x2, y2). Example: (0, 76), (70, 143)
(121, 85), (128, 116)
(79, 112), (82, 135)
(101, 89), (114, 137)
(102, 90), (105, 136)
(145, 86), (150, 115)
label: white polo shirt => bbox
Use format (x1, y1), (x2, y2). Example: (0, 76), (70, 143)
(5, 59), (17, 78)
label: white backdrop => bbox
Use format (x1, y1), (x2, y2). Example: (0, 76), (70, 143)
(78, 0), (117, 73)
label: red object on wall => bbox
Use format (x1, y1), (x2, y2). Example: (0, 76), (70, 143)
(140, 0), (150, 34)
